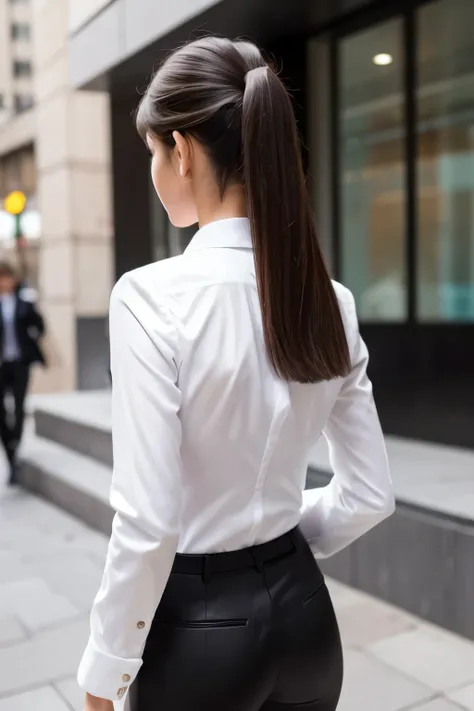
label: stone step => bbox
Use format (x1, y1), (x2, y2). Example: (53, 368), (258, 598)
(24, 391), (474, 643)
(20, 433), (113, 536)
(32, 392), (112, 467)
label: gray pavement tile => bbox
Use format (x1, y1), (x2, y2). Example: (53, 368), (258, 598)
(0, 578), (49, 608)
(412, 700), (468, 711)
(0, 578), (80, 632)
(336, 598), (417, 648)
(368, 626), (474, 692)
(0, 618), (89, 696)
(325, 578), (368, 610)
(449, 682), (474, 710)
(63, 528), (109, 562)
(25, 551), (104, 611)
(0, 686), (70, 711)
(4, 524), (107, 562)
(0, 552), (29, 584)
(0, 615), (26, 646)
(337, 649), (433, 711)
(55, 678), (84, 711)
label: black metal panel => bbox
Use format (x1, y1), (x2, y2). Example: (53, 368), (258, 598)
(104, 0), (382, 100)
(361, 324), (474, 448)
(309, 468), (474, 641)
(76, 317), (110, 391)
(111, 98), (154, 278)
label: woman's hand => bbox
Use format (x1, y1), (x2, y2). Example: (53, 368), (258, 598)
(83, 692), (115, 711)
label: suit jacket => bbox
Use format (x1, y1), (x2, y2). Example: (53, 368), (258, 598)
(0, 292), (46, 366)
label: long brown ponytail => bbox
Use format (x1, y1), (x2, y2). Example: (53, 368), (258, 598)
(136, 36), (350, 383)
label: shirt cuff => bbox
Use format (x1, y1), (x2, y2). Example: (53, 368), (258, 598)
(77, 636), (143, 701)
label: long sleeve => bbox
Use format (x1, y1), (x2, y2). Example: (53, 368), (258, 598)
(29, 304), (45, 336)
(77, 274), (182, 701)
(300, 292), (395, 558)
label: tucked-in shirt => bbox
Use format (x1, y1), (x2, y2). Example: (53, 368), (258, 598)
(1, 293), (20, 362)
(77, 217), (393, 701)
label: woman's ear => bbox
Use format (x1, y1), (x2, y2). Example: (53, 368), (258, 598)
(172, 131), (191, 178)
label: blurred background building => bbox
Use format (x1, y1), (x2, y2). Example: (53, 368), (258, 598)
(1, 0), (472, 641)
(1, 0), (474, 450)
(64, 0), (474, 450)
(0, 0), (38, 302)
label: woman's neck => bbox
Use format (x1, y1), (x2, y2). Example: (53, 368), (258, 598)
(196, 184), (247, 229)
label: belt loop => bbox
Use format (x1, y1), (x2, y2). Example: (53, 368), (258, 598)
(250, 549), (264, 573)
(202, 555), (212, 583)
(289, 527), (298, 551)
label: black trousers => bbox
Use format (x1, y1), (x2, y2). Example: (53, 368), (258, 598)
(132, 527), (343, 711)
(0, 361), (30, 461)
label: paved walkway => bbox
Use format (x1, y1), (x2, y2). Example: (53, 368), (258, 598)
(1, 483), (474, 711)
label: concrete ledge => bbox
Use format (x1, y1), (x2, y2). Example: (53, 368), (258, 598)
(311, 469), (474, 642)
(21, 435), (113, 535)
(0, 108), (36, 156)
(24, 392), (474, 643)
(19, 441), (474, 642)
(35, 410), (112, 467)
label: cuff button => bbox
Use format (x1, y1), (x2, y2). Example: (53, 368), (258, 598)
(122, 674), (131, 682)
(137, 621), (146, 629)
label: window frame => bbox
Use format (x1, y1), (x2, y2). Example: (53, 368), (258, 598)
(14, 93), (34, 113)
(329, 0), (462, 325)
(12, 60), (32, 78)
(11, 22), (31, 41)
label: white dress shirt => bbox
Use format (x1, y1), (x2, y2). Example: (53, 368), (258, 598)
(78, 217), (394, 701)
(1, 293), (20, 362)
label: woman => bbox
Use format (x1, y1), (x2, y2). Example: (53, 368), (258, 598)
(79, 37), (394, 711)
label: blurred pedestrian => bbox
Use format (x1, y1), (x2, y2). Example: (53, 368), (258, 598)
(79, 37), (394, 711)
(0, 261), (45, 485)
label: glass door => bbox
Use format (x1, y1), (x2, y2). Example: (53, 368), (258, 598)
(337, 18), (407, 322)
(416, 0), (474, 321)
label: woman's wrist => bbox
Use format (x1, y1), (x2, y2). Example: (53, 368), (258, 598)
(85, 692), (114, 710)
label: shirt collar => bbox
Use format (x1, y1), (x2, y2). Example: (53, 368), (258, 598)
(185, 217), (252, 253)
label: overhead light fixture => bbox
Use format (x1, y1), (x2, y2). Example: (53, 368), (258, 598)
(373, 53), (393, 66)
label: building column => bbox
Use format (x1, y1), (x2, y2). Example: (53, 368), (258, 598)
(32, 0), (113, 392)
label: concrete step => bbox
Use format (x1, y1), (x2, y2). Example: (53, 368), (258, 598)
(23, 391), (474, 643)
(32, 392), (112, 467)
(20, 433), (113, 536)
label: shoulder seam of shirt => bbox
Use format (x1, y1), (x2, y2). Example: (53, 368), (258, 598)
(114, 272), (181, 370)
(151, 279), (258, 301)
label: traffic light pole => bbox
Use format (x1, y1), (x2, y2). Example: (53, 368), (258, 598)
(14, 213), (28, 283)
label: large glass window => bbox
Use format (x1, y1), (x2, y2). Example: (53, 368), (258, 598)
(417, 0), (474, 321)
(11, 23), (30, 40)
(13, 60), (32, 78)
(338, 19), (407, 321)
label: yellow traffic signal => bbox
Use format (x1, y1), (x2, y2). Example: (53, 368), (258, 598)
(4, 190), (27, 216)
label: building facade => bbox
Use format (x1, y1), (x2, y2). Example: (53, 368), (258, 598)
(64, 0), (474, 450)
(25, 0), (113, 393)
(0, 0), (34, 121)
(0, 0), (39, 366)
(0, 0), (35, 236)
(2, 0), (469, 438)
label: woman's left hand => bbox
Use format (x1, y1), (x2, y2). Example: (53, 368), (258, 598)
(83, 692), (115, 711)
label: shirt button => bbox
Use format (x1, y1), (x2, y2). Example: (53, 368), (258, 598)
(122, 674), (131, 683)
(137, 621), (145, 629)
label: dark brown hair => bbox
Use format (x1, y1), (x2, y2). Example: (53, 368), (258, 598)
(0, 261), (16, 279)
(136, 37), (350, 383)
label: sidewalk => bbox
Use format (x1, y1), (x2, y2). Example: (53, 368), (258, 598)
(1, 483), (474, 711)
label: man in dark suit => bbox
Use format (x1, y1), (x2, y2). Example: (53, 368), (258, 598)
(0, 262), (45, 485)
